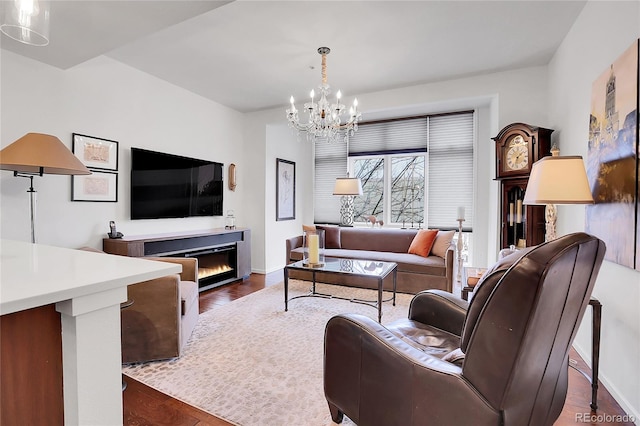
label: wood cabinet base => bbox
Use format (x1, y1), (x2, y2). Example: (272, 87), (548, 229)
(1, 304), (64, 425)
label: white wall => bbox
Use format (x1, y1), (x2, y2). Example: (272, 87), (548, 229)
(264, 123), (313, 272)
(1, 51), (245, 249)
(548, 0), (640, 419)
(249, 66), (550, 273)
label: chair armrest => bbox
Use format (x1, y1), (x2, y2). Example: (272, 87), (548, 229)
(285, 235), (303, 264)
(147, 257), (198, 282)
(408, 290), (468, 336)
(324, 313), (499, 425)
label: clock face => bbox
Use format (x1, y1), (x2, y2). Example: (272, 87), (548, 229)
(505, 136), (529, 171)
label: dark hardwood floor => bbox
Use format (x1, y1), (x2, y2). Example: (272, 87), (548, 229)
(123, 271), (632, 425)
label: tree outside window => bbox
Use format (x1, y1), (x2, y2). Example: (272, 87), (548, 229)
(352, 154), (426, 226)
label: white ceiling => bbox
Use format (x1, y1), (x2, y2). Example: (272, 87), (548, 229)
(1, 1), (586, 113)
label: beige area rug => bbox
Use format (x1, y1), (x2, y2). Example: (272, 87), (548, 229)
(123, 280), (412, 425)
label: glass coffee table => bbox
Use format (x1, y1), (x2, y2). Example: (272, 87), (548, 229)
(284, 257), (397, 323)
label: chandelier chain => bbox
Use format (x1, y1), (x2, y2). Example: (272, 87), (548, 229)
(286, 46), (361, 144)
(321, 51), (327, 86)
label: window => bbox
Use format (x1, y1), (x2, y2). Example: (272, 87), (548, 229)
(351, 154), (426, 227)
(314, 111), (474, 230)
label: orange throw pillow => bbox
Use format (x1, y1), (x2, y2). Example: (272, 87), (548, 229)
(408, 229), (439, 257)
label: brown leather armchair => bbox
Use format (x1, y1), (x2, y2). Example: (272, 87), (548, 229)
(324, 232), (605, 426)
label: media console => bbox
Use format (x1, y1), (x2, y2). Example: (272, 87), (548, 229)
(103, 228), (251, 292)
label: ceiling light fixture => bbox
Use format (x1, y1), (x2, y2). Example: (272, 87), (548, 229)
(0, 0), (50, 46)
(287, 47), (361, 144)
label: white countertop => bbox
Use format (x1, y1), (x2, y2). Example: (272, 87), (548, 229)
(0, 239), (181, 315)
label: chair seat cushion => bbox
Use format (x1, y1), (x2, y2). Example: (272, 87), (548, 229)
(386, 318), (460, 360)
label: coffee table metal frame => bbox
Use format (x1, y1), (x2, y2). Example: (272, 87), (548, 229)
(284, 257), (397, 323)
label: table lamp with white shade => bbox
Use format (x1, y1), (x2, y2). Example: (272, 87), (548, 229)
(333, 176), (363, 226)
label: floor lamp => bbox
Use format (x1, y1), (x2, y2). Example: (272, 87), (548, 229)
(523, 155), (594, 241)
(0, 133), (91, 243)
(333, 176), (363, 226)
(522, 153), (601, 409)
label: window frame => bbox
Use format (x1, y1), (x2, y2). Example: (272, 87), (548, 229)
(349, 152), (428, 226)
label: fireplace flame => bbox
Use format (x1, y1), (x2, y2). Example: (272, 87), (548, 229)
(198, 265), (233, 280)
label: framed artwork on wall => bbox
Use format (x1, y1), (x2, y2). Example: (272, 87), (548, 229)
(72, 170), (118, 202)
(72, 133), (119, 171)
(586, 38), (639, 271)
(276, 158), (295, 221)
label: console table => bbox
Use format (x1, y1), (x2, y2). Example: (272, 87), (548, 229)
(1, 240), (179, 425)
(103, 228), (251, 292)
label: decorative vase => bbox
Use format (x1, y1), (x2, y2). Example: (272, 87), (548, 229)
(225, 210), (236, 229)
(303, 229), (325, 267)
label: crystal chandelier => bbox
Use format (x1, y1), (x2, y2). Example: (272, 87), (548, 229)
(287, 47), (361, 143)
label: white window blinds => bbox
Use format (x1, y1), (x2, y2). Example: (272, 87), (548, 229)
(427, 113), (474, 230)
(314, 140), (348, 224)
(348, 117), (428, 155)
(313, 111), (474, 228)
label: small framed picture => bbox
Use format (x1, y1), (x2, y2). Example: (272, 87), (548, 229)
(72, 170), (118, 202)
(276, 158), (295, 221)
(72, 133), (119, 171)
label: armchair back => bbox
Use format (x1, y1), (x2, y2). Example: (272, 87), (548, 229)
(461, 233), (605, 424)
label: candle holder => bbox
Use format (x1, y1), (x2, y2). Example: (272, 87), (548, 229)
(456, 218), (465, 282)
(303, 229), (325, 268)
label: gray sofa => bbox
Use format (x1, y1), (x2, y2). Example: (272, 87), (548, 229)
(285, 226), (455, 294)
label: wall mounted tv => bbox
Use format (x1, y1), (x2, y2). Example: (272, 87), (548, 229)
(131, 148), (223, 220)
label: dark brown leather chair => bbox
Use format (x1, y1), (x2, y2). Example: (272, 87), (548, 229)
(324, 232), (605, 426)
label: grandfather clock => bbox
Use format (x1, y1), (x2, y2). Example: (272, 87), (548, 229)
(493, 123), (553, 249)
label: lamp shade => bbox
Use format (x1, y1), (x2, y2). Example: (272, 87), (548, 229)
(333, 177), (363, 196)
(0, 0), (50, 46)
(523, 156), (593, 205)
(0, 133), (91, 175)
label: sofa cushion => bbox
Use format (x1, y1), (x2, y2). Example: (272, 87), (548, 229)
(408, 229), (438, 257)
(340, 228), (417, 253)
(291, 248), (447, 277)
(431, 230), (455, 258)
(316, 225), (341, 249)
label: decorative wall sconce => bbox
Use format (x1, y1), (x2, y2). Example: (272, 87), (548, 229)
(228, 163), (236, 191)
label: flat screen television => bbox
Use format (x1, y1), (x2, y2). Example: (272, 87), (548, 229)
(131, 148), (223, 219)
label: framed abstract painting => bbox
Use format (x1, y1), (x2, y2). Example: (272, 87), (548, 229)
(586, 39), (639, 271)
(276, 158), (295, 221)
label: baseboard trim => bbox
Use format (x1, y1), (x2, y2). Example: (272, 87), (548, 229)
(573, 343), (639, 424)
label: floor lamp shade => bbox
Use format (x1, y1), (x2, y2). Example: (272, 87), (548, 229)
(523, 156), (593, 205)
(523, 155), (593, 242)
(0, 133), (90, 243)
(0, 133), (90, 175)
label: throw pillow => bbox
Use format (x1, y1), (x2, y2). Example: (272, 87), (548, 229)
(302, 224), (316, 232)
(316, 225), (341, 249)
(431, 230), (455, 258)
(408, 229), (438, 257)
